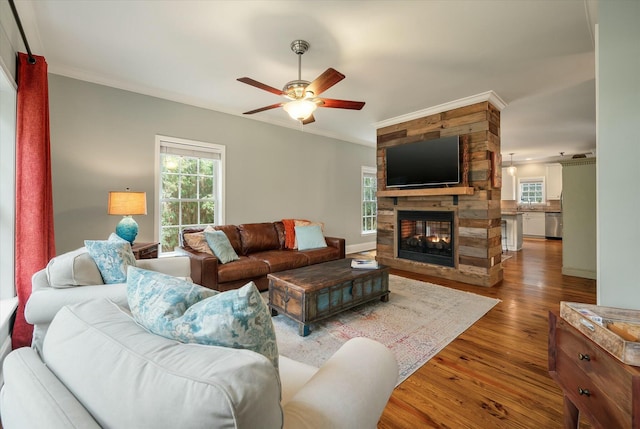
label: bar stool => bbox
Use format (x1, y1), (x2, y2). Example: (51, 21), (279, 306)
(501, 220), (508, 253)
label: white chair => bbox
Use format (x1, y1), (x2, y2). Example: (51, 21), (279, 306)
(25, 247), (191, 355)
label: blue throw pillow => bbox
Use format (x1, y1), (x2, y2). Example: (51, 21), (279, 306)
(127, 267), (278, 368)
(84, 234), (136, 284)
(204, 230), (239, 264)
(294, 225), (327, 251)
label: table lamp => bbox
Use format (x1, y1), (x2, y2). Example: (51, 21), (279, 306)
(108, 189), (147, 244)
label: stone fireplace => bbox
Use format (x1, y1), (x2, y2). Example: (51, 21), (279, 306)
(375, 93), (505, 287)
(397, 210), (455, 267)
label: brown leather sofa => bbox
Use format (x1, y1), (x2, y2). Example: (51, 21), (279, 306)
(177, 222), (345, 291)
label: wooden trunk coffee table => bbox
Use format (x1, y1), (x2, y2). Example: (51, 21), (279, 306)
(267, 258), (389, 336)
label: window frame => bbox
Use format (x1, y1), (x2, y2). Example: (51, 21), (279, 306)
(0, 59), (16, 302)
(155, 135), (226, 253)
(361, 166), (378, 235)
(518, 176), (546, 204)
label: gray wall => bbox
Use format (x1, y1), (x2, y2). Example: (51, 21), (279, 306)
(597, 1), (640, 308)
(48, 75), (376, 254)
(561, 159), (596, 279)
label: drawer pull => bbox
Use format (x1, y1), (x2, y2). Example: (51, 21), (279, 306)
(578, 388), (591, 397)
(578, 353), (591, 361)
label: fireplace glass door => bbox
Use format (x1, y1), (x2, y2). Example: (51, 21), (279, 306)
(397, 210), (455, 267)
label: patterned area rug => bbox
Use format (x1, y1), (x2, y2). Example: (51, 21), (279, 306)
(271, 275), (500, 386)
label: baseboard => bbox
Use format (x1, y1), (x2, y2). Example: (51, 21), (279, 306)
(346, 241), (376, 255)
(562, 266), (597, 280)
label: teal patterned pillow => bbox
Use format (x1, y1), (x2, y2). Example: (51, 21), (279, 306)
(84, 235), (136, 284)
(204, 230), (239, 264)
(127, 267), (279, 368)
(127, 266), (217, 333)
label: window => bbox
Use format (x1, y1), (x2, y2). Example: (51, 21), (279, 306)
(518, 177), (545, 204)
(156, 136), (225, 253)
(0, 62), (16, 302)
(361, 166), (377, 234)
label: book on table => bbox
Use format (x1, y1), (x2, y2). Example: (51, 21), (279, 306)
(350, 259), (379, 269)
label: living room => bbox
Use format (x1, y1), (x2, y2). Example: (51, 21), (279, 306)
(1, 1), (639, 428)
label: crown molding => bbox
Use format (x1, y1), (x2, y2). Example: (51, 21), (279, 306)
(374, 90), (507, 130)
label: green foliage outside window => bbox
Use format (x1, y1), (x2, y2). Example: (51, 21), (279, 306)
(160, 154), (217, 252)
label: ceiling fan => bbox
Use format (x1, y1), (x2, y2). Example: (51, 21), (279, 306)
(237, 40), (365, 125)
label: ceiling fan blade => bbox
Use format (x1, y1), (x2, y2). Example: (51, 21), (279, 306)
(306, 68), (345, 97)
(302, 114), (316, 125)
(242, 103), (283, 115)
(237, 77), (284, 96)
(318, 98), (365, 110)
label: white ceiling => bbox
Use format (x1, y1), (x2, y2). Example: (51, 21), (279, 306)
(16, 0), (597, 163)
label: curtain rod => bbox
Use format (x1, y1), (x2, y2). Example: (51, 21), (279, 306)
(8, 0), (36, 64)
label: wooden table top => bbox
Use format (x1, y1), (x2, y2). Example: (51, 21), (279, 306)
(267, 258), (388, 293)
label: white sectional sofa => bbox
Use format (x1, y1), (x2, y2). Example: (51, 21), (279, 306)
(1, 299), (398, 428)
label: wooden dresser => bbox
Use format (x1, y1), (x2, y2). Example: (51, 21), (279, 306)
(548, 311), (640, 428)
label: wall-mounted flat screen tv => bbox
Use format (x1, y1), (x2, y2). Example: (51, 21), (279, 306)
(385, 135), (460, 188)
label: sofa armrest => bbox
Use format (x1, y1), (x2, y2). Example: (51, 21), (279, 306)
(136, 256), (191, 279)
(0, 348), (101, 429)
(282, 337), (398, 429)
(174, 247), (220, 290)
(324, 236), (346, 259)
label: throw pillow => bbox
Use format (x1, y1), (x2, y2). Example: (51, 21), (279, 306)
(294, 225), (328, 250)
(127, 267), (278, 368)
(84, 235), (136, 284)
(127, 266), (216, 333)
(182, 225), (215, 255)
(204, 230), (240, 264)
(45, 247), (104, 288)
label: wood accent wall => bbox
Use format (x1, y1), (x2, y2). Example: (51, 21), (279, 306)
(376, 101), (503, 287)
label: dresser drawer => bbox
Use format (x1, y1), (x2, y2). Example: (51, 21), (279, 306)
(555, 346), (628, 428)
(556, 319), (631, 410)
(550, 312), (640, 429)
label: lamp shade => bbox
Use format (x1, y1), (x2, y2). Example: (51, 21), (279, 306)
(108, 191), (147, 216)
(283, 99), (317, 121)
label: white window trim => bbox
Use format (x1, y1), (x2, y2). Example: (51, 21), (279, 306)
(517, 176), (546, 204)
(154, 135), (226, 249)
(361, 166), (377, 236)
(0, 57), (17, 303)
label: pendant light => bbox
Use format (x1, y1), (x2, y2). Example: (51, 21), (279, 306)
(508, 153), (517, 176)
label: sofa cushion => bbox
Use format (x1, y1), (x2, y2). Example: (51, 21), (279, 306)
(127, 267), (278, 368)
(214, 224), (243, 254)
(84, 234), (136, 284)
(182, 225), (215, 255)
(217, 256), (270, 283)
(295, 224), (328, 250)
(204, 230), (239, 264)
(250, 250), (309, 272)
(298, 246), (342, 265)
(45, 247), (104, 288)
(43, 299), (283, 429)
(238, 223), (280, 255)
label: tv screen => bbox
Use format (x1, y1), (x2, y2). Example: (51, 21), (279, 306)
(386, 135), (460, 188)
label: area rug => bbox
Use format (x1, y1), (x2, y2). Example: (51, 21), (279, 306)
(270, 275), (500, 386)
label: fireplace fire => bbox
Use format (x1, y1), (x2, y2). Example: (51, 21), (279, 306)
(397, 210), (455, 267)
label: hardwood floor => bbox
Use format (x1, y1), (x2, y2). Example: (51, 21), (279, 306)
(376, 238), (597, 429)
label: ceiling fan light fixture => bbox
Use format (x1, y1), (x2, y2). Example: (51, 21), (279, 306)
(283, 99), (317, 121)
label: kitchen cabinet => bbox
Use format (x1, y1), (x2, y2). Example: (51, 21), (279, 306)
(522, 212), (545, 237)
(501, 168), (516, 200)
(546, 163), (563, 200)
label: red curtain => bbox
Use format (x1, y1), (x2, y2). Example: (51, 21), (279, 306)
(12, 52), (56, 349)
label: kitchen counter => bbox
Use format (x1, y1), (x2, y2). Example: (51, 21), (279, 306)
(501, 213), (523, 251)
